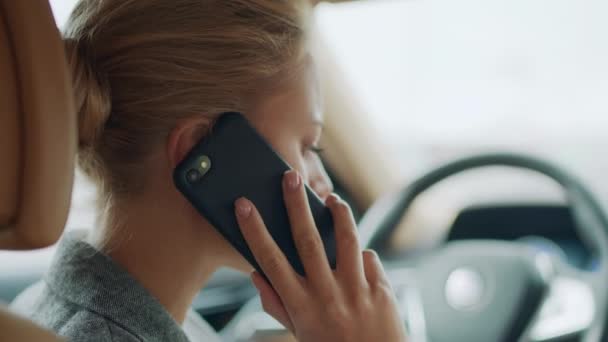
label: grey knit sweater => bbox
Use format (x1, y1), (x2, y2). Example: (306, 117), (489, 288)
(10, 231), (220, 342)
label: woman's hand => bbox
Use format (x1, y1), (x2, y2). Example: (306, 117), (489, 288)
(234, 170), (406, 342)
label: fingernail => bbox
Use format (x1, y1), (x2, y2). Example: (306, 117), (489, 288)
(325, 192), (341, 206)
(325, 193), (340, 206)
(284, 170), (300, 191)
(235, 197), (252, 218)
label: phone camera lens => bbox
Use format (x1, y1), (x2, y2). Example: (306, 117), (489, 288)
(186, 169), (201, 183)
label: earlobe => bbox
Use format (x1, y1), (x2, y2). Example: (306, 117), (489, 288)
(167, 117), (211, 168)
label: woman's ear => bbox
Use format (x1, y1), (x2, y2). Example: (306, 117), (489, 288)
(167, 116), (211, 168)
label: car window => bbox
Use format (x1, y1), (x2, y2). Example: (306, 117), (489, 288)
(49, 0), (78, 29)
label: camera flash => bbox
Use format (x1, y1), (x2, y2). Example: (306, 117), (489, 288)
(201, 160), (208, 169)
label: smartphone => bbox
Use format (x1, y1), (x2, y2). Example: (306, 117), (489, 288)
(173, 112), (336, 277)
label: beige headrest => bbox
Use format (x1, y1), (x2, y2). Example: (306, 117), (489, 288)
(0, 308), (62, 341)
(0, 0), (76, 250)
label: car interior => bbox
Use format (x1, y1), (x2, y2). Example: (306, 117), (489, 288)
(1, 0), (608, 341)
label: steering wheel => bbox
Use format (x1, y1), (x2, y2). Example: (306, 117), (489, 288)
(358, 153), (608, 342)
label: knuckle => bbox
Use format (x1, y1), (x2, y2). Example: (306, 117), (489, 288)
(260, 253), (284, 274)
(285, 294), (315, 322)
(287, 300), (308, 320)
(371, 281), (395, 303)
(297, 235), (322, 258)
(339, 229), (359, 250)
(343, 285), (369, 310)
(325, 300), (350, 322)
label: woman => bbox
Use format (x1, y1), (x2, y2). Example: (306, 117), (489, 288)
(13, 0), (406, 341)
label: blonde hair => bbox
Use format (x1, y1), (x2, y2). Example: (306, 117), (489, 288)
(64, 0), (310, 203)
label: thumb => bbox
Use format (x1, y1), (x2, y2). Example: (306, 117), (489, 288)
(251, 271), (295, 332)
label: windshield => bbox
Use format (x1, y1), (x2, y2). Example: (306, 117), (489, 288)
(314, 0), (608, 249)
(316, 0), (607, 188)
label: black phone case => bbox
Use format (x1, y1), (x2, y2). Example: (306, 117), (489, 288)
(173, 112), (336, 277)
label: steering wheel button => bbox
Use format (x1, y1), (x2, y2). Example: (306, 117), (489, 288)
(445, 268), (486, 311)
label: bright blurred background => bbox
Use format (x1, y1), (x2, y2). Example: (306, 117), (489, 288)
(315, 0), (608, 180)
(313, 0), (608, 247)
(2, 0), (607, 270)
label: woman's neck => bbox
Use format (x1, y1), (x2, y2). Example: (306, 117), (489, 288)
(88, 195), (222, 324)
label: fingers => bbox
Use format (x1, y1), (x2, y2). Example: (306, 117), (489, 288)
(327, 194), (366, 286)
(282, 170), (334, 286)
(235, 197), (301, 300)
(251, 271), (295, 332)
(362, 250), (390, 288)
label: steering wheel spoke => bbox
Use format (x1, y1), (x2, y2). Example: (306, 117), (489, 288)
(522, 274), (596, 341)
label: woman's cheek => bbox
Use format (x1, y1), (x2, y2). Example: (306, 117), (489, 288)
(304, 156), (333, 201)
(281, 146), (310, 182)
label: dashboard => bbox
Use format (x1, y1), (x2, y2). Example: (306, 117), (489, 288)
(447, 204), (597, 271)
